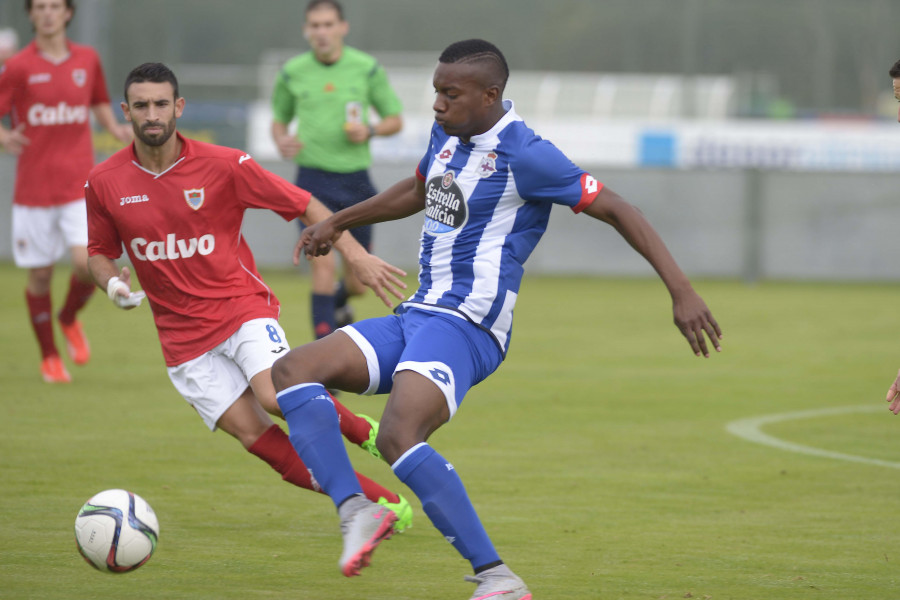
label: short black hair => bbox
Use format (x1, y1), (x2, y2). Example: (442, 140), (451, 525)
(439, 39), (509, 92)
(306, 0), (344, 20)
(124, 62), (179, 102)
(26, 0), (74, 10)
(890, 59), (900, 79)
(25, 0), (75, 28)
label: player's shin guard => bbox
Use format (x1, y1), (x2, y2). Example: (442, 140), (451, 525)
(393, 443), (500, 569)
(277, 384), (363, 507)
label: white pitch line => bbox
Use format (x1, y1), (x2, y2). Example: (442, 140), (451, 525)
(725, 405), (900, 469)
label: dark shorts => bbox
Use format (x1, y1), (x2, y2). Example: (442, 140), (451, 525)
(295, 167), (376, 250)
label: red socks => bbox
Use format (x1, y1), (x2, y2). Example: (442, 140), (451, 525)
(248, 424), (399, 503)
(330, 393), (373, 446)
(25, 290), (57, 359)
(58, 275), (96, 325)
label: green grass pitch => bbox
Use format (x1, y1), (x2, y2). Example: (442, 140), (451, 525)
(1, 260), (900, 599)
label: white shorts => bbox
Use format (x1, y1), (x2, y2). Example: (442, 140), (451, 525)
(12, 199), (88, 268)
(166, 318), (290, 431)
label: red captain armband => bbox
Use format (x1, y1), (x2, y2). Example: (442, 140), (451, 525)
(571, 173), (603, 213)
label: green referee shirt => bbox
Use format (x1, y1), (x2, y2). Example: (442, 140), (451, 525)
(271, 46), (403, 173)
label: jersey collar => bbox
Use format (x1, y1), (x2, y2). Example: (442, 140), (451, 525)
(129, 132), (191, 179)
(468, 100), (519, 147)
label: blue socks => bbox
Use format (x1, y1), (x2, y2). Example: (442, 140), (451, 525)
(277, 387), (500, 570)
(393, 443), (500, 569)
(276, 383), (362, 507)
(311, 293), (335, 339)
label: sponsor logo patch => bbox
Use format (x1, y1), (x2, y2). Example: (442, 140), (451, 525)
(27, 102), (88, 126)
(130, 234), (215, 262)
(424, 172), (468, 235)
(28, 73), (51, 84)
(120, 194), (149, 206)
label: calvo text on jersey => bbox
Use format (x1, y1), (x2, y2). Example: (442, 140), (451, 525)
(424, 171), (468, 234)
(130, 234), (215, 262)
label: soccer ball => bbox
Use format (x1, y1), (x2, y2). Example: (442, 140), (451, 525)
(74, 489), (160, 573)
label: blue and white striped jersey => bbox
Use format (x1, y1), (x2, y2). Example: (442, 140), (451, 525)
(400, 100), (602, 355)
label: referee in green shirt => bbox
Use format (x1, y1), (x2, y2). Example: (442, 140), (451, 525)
(271, 0), (403, 340)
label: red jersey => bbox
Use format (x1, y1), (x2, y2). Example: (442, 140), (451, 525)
(86, 134), (312, 366)
(0, 40), (111, 207)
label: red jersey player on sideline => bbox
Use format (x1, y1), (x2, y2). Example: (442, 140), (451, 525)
(0, 0), (132, 383)
(85, 62), (414, 529)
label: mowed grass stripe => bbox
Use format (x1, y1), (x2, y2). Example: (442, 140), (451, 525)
(1, 262), (899, 599)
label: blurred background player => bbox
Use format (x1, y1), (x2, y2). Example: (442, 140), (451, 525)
(270, 0), (403, 340)
(271, 39), (722, 597)
(85, 62), (412, 530)
(0, 0), (131, 383)
(0, 27), (19, 66)
(886, 58), (900, 416)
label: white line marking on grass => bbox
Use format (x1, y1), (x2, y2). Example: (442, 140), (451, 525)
(725, 405), (900, 469)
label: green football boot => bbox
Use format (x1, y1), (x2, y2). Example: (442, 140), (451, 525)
(377, 494), (414, 534)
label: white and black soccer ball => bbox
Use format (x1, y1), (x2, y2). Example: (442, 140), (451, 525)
(74, 489), (160, 573)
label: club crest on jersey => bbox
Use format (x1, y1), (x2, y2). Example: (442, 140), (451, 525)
(424, 172), (468, 235)
(71, 68), (86, 87)
(183, 188), (205, 210)
(477, 152), (497, 178)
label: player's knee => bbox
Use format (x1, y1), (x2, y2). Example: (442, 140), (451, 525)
(271, 353), (298, 392)
(27, 267), (53, 293)
(271, 346), (320, 391)
(375, 418), (427, 465)
(374, 428), (405, 465)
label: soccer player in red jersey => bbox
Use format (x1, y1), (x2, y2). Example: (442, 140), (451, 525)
(0, 0), (132, 383)
(85, 62), (413, 529)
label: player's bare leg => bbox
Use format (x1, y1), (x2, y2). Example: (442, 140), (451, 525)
(26, 264), (53, 296)
(216, 388), (276, 449)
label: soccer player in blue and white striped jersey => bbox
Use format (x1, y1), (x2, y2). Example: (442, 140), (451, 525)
(273, 39), (722, 599)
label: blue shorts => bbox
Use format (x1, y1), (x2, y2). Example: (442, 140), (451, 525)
(340, 308), (504, 419)
(295, 167), (376, 250)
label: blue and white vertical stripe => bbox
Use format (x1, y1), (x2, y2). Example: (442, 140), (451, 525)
(403, 100), (597, 355)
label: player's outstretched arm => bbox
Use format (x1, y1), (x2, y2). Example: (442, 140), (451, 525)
(887, 369), (900, 413)
(87, 255), (145, 310)
(299, 176), (425, 258)
(583, 186), (722, 357)
(297, 195), (409, 308)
